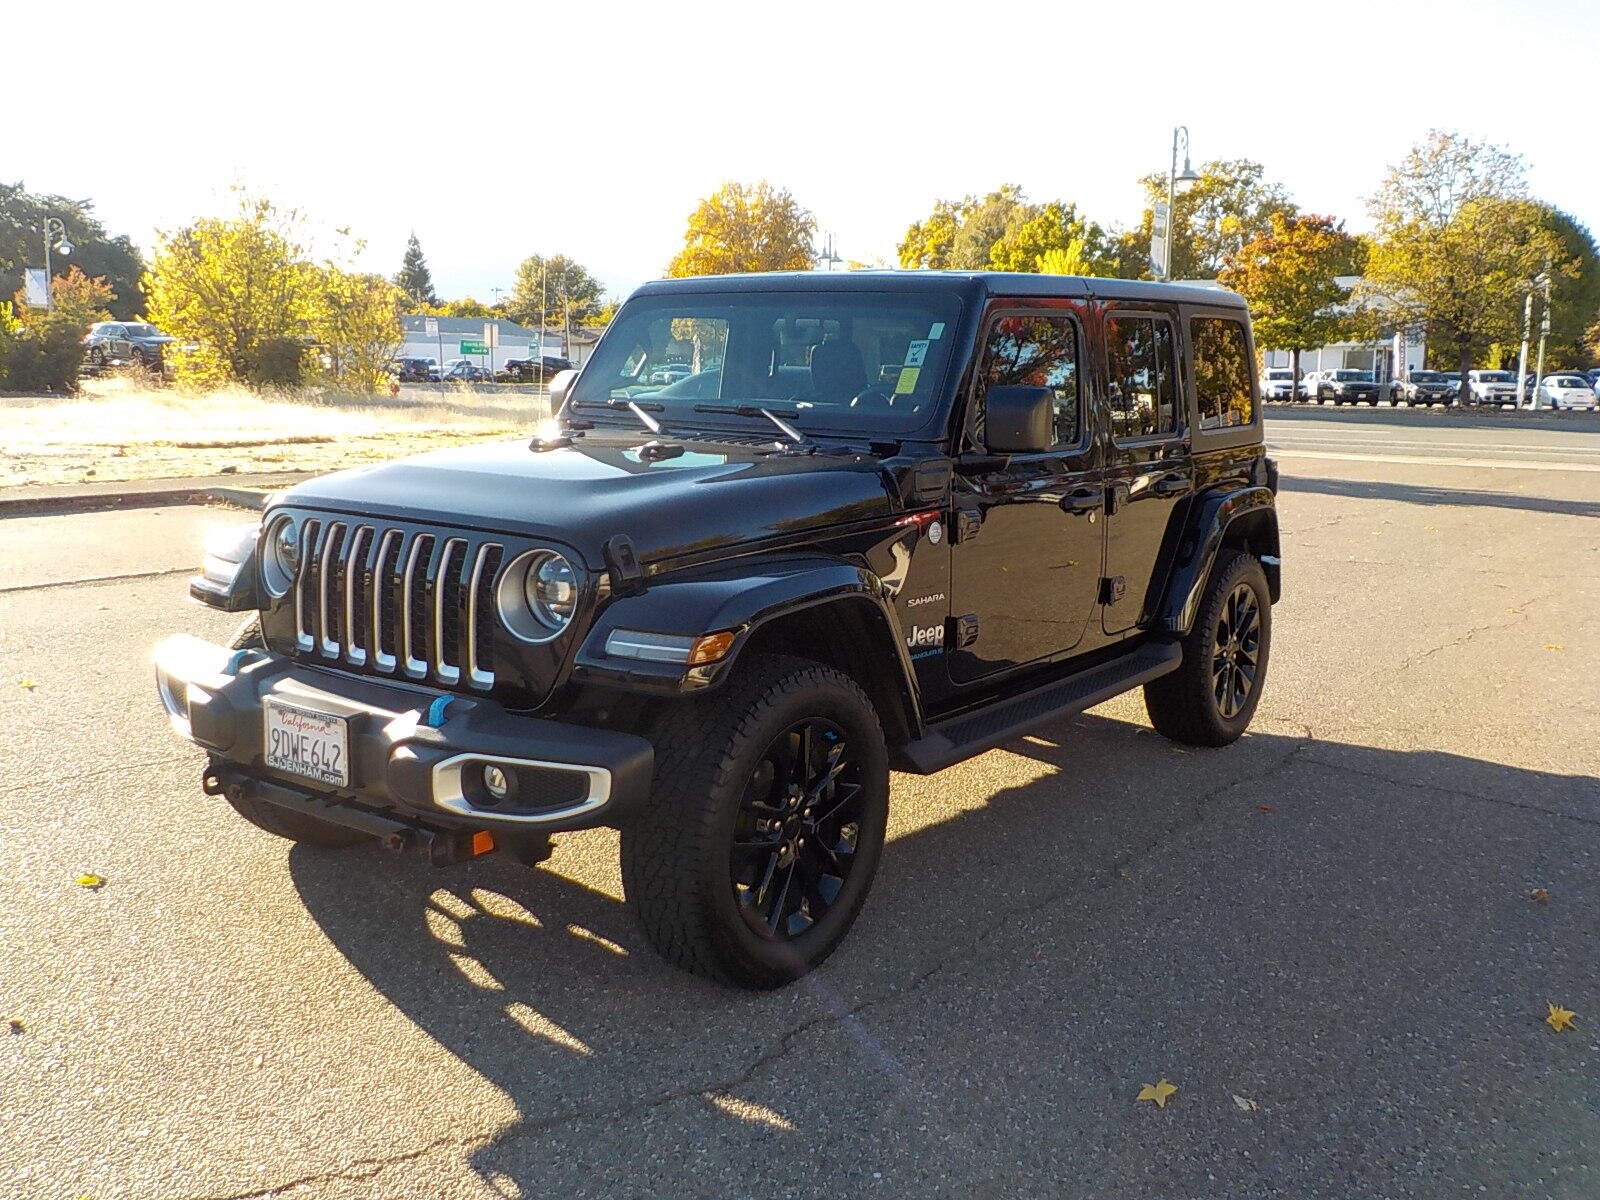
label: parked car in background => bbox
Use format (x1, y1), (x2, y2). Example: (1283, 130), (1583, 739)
(1537, 374), (1598, 409)
(1399, 370), (1454, 406)
(498, 354), (577, 384)
(392, 356), (440, 382)
(85, 321), (175, 371)
(1317, 369), (1382, 405)
(441, 359), (493, 383)
(1262, 367), (1307, 401)
(1466, 370), (1519, 406)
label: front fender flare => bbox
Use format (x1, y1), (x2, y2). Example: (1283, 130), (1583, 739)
(1156, 487), (1279, 635)
(570, 555), (917, 708)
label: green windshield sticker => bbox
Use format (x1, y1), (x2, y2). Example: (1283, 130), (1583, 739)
(895, 367), (920, 395)
(904, 340), (929, 368)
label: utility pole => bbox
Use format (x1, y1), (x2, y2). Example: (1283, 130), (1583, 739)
(540, 267), (547, 362)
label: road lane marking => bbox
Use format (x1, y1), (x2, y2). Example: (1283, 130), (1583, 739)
(1272, 449), (1600, 473)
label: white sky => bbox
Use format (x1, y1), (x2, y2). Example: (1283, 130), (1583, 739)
(10, 0), (1598, 303)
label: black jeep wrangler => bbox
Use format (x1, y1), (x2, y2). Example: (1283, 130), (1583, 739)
(156, 272), (1280, 988)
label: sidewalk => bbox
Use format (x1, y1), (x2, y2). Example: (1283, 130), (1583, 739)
(0, 470), (316, 518)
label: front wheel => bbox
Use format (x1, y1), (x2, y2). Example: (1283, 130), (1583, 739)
(1144, 550), (1272, 747)
(620, 655), (889, 989)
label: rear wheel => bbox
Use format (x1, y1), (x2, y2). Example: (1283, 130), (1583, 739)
(620, 654), (889, 989)
(219, 615), (370, 848)
(1144, 550), (1271, 747)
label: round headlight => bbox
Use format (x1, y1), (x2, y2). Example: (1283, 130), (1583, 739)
(262, 516), (299, 597)
(497, 549), (579, 642)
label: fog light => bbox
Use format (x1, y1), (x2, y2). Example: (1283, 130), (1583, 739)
(482, 764), (510, 801)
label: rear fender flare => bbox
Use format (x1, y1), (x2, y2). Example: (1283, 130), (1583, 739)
(1157, 487), (1279, 634)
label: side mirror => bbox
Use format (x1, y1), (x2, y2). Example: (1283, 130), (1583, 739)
(548, 368), (579, 414)
(984, 385), (1055, 454)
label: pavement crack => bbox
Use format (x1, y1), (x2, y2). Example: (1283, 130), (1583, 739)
(0, 566), (194, 594)
(1301, 753), (1600, 828)
(1389, 590), (1552, 677)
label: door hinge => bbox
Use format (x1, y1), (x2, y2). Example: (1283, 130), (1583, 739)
(953, 613), (980, 648)
(1099, 576), (1127, 605)
(954, 508), (982, 543)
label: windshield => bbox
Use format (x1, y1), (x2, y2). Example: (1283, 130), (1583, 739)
(1266, 369), (1292, 380)
(123, 324), (158, 338)
(1410, 372), (1442, 382)
(1333, 370), (1373, 381)
(570, 290), (963, 436)
(1477, 371), (1515, 382)
(1549, 376), (1586, 387)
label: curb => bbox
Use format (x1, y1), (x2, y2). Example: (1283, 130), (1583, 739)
(0, 472), (317, 518)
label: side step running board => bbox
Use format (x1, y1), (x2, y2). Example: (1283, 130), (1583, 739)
(891, 641), (1182, 775)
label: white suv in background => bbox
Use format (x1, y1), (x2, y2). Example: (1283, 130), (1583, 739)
(1466, 370), (1519, 406)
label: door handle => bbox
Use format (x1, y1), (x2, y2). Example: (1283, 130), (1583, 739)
(1060, 488), (1102, 515)
(1152, 474), (1190, 497)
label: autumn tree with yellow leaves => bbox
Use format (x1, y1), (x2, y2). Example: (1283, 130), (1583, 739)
(667, 182), (817, 278)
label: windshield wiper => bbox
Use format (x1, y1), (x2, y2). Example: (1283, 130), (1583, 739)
(692, 404), (809, 447)
(572, 397), (669, 434)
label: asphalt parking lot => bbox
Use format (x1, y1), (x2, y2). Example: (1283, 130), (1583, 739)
(2, 408), (1598, 1200)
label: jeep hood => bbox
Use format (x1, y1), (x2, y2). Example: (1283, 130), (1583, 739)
(279, 434), (899, 567)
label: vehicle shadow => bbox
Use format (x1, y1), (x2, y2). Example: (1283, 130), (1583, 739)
(1280, 474), (1600, 519)
(285, 714), (1600, 1194)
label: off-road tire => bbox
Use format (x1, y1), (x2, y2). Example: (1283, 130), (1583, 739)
(619, 654), (889, 989)
(1144, 550), (1271, 747)
(219, 614), (370, 848)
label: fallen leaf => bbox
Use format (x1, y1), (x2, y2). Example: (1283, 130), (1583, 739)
(1136, 1079), (1178, 1109)
(17, 678), (38, 691)
(1530, 887), (1550, 904)
(1258, 804), (1275, 814)
(76, 874), (106, 890)
(1231, 1093), (1259, 1112)
(7, 1018), (23, 1035)
(253, 1052), (266, 1069)
(1543, 644), (1566, 651)
(1546, 1003), (1577, 1033)
(1423, 525), (1437, 532)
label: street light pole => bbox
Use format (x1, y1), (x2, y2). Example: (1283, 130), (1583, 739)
(1515, 287), (1534, 408)
(41, 216), (72, 311)
(1531, 272), (1551, 410)
(1161, 127), (1198, 281)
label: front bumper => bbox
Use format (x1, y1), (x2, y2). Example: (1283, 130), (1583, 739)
(154, 635), (653, 834)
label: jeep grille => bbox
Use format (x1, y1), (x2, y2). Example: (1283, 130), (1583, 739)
(290, 519), (504, 690)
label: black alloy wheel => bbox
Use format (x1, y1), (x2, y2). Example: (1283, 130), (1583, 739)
(731, 717), (864, 940)
(1211, 582), (1263, 720)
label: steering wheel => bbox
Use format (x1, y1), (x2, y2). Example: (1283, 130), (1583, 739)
(849, 387), (896, 410)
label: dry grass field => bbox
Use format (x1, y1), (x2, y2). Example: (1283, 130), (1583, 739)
(2, 376), (546, 489)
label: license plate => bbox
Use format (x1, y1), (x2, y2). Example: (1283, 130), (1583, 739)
(263, 698), (350, 788)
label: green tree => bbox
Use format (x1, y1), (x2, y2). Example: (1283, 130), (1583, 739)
(394, 232), (438, 308)
(0, 183), (145, 320)
(1129, 160), (1296, 279)
(1524, 207), (1600, 366)
(434, 296), (499, 318)
(507, 254), (604, 329)
(3, 267), (114, 393)
(145, 195), (316, 387)
(899, 187), (1118, 275)
(312, 269), (404, 393)
(1358, 132), (1569, 388)
(990, 201), (1119, 276)
(1219, 213), (1362, 390)
(667, 181), (817, 277)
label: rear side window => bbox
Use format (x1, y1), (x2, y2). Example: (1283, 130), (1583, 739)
(1106, 315), (1178, 440)
(1192, 317), (1255, 430)
(975, 313), (1081, 448)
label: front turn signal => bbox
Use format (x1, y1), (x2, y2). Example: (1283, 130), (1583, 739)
(688, 631), (737, 666)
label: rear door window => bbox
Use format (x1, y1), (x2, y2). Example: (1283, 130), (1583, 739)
(1106, 314), (1178, 440)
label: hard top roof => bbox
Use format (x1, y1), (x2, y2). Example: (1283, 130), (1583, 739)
(631, 269), (1246, 309)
